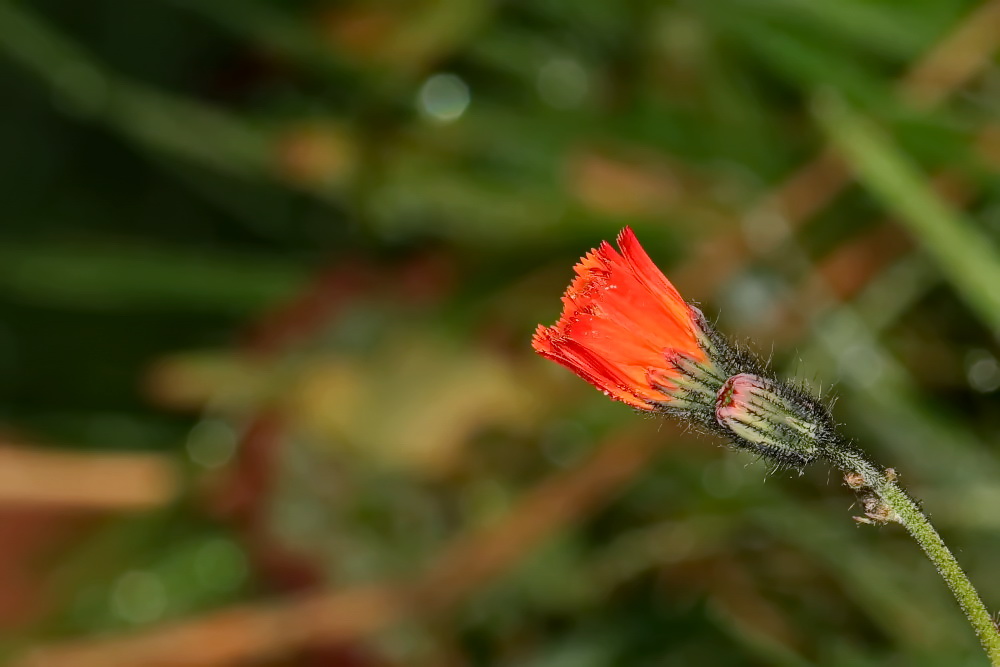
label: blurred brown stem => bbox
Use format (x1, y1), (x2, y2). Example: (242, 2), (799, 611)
(17, 429), (661, 667)
(0, 445), (178, 511)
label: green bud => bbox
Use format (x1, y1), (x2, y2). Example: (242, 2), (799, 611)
(714, 373), (832, 467)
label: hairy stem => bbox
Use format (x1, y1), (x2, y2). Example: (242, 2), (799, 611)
(825, 446), (1000, 665)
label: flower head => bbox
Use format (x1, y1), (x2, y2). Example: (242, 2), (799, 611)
(533, 227), (838, 470)
(532, 227), (728, 416)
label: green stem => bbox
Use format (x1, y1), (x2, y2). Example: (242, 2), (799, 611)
(825, 446), (1000, 665)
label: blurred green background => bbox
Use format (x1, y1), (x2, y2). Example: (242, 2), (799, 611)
(1, 0), (1000, 665)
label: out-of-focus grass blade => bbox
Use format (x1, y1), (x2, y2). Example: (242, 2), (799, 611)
(705, 13), (896, 108)
(723, 0), (932, 61)
(0, 2), (273, 183)
(0, 242), (306, 312)
(162, 0), (351, 75)
(816, 95), (1000, 337)
(164, 0), (492, 79)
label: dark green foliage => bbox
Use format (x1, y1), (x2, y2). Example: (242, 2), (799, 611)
(0, 1), (997, 665)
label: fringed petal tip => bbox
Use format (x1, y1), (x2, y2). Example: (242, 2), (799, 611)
(533, 227), (714, 411)
(531, 324), (554, 356)
(615, 226), (638, 249)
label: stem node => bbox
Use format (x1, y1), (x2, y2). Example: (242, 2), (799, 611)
(827, 446), (1000, 664)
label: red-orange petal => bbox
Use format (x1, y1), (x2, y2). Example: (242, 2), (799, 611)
(533, 227), (706, 410)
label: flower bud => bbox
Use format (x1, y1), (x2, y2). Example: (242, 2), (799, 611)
(714, 373), (833, 467)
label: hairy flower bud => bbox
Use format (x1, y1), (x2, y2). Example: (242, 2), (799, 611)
(534, 227), (839, 469)
(714, 373), (835, 468)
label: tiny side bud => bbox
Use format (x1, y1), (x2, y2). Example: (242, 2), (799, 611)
(844, 471), (866, 489)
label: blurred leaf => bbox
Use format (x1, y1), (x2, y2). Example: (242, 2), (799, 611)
(817, 94), (1000, 336)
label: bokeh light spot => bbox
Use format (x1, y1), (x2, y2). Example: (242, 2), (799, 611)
(111, 571), (167, 625)
(418, 73), (470, 123)
(966, 350), (1000, 393)
(186, 419), (237, 469)
(537, 57), (589, 109)
(838, 344), (884, 387)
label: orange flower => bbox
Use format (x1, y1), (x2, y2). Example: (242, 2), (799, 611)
(533, 227), (720, 411)
(533, 227), (840, 470)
